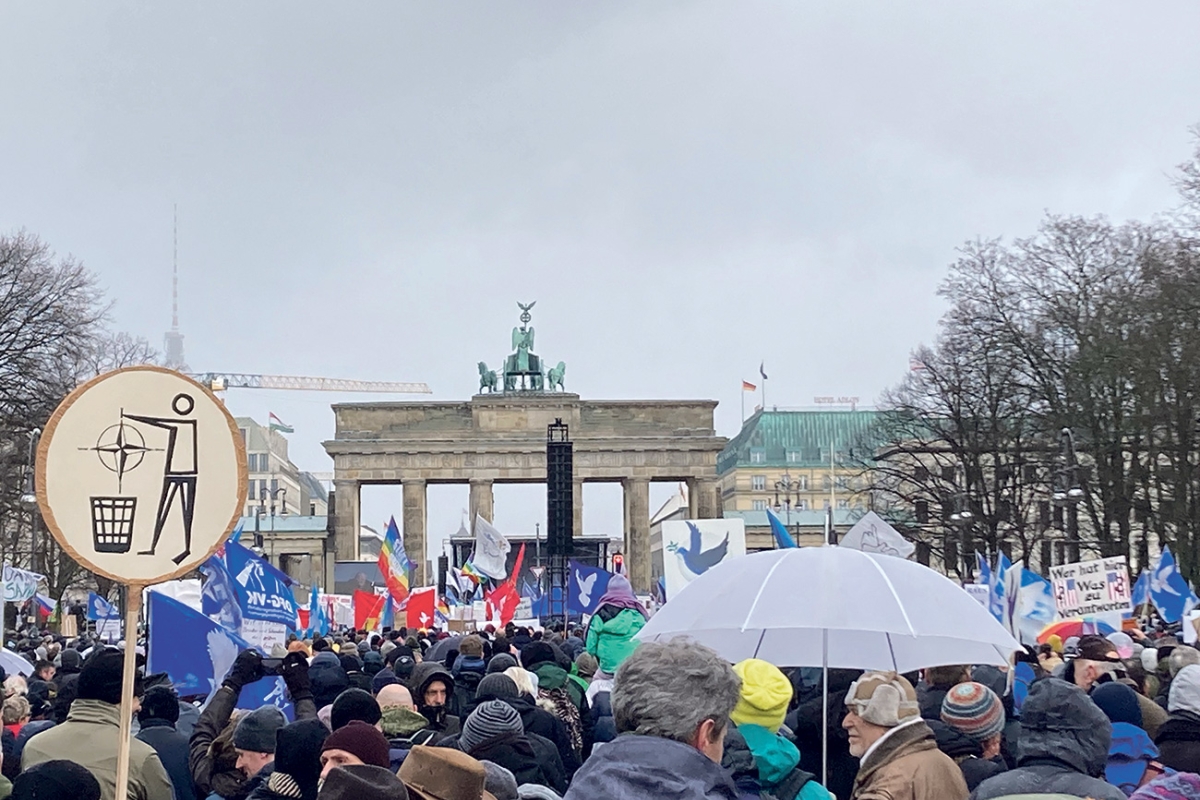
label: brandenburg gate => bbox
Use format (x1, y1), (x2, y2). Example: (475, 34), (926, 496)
(323, 304), (726, 592)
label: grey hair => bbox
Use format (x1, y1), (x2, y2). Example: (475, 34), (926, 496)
(611, 637), (741, 744)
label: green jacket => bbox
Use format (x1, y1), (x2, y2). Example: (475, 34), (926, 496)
(22, 699), (174, 800)
(585, 606), (645, 674)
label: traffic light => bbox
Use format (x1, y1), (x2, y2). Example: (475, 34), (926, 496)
(612, 552), (624, 574)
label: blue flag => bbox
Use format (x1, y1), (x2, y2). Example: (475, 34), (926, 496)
(87, 592), (120, 621)
(304, 581), (329, 639)
(568, 560), (613, 615)
(201, 552), (244, 634)
(975, 552), (991, 590)
(147, 591), (293, 719)
(1131, 571), (1150, 609)
(1151, 546), (1197, 623)
(1016, 569), (1056, 646)
(225, 541), (298, 628)
(989, 554), (1011, 625)
(766, 509), (798, 549)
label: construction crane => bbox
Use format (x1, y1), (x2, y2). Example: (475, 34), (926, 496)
(189, 373), (431, 394)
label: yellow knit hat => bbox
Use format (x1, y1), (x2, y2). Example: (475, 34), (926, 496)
(731, 659), (793, 733)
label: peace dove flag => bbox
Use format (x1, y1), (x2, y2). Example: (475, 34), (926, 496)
(839, 512), (915, 559)
(568, 560), (613, 615)
(471, 514), (511, 580)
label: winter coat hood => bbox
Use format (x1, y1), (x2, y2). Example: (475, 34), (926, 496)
(563, 733), (739, 800)
(1017, 678), (1112, 777)
(380, 706), (430, 739)
(408, 662), (455, 699)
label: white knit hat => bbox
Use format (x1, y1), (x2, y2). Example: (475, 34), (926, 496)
(845, 671), (920, 728)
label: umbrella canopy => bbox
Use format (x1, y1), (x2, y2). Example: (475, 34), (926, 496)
(0, 648), (33, 677)
(1036, 618), (1117, 644)
(637, 546), (1021, 672)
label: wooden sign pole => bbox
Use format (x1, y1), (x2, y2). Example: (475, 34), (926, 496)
(114, 586), (143, 800)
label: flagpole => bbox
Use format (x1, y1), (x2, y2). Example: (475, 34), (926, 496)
(741, 384), (745, 423)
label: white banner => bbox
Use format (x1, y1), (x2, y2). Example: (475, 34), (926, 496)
(1049, 556), (1132, 617)
(2, 564), (44, 603)
(472, 515), (511, 580)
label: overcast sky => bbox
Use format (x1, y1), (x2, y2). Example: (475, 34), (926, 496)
(4, 2), (1199, 564)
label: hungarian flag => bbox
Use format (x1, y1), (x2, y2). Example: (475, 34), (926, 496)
(406, 587), (437, 631)
(353, 590), (386, 630)
(269, 412), (294, 434)
(378, 517), (411, 603)
(742, 380), (756, 392)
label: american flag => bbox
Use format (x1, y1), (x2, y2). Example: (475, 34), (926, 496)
(1063, 578), (1078, 607)
(1107, 571), (1126, 601)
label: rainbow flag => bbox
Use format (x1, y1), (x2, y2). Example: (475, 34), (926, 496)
(378, 516), (412, 604)
(460, 559), (484, 585)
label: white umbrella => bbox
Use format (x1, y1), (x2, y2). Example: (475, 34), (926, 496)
(0, 648), (33, 678)
(638, 545), (1020, 671)
(636, 546), (1022, 785)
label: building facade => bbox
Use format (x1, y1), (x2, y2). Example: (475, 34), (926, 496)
(236, 416), (329, 520)
(718, 409), (884, 549)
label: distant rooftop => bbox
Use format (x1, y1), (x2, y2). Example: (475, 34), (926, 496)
(718, 409), (887, 474)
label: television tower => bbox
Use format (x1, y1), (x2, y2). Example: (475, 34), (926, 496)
(163, 204), (188, 371)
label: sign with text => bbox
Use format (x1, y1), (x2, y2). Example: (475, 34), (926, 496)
(1049, 556), (1132, 617)
(963, 583), (990, 607)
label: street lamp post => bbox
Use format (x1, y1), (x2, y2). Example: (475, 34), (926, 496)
(773, 472), (802, 543)
(947, 464), (975, 580)
(254, 482), (287, 564)
(20, 428), (41, 576)
(1053, 428), (1085, 562)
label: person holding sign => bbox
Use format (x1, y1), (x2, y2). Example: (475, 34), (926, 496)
(21, 648), (174, 800)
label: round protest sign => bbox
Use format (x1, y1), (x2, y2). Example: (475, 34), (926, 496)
(36, 366), (247, 585)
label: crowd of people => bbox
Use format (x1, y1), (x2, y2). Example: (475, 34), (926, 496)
(6, 578), (1200, 799)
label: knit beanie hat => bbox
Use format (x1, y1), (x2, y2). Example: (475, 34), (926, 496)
(459, 700), (523, 754)
(339, 654), (362, 674)
(487, 654), (518, 674)
(731, 659), (793, 733)
(1131, 772), (1200, 800)
(845, 671), (919, 728)
(78, 648), (138, 705)
(317, 764), (409, 800)
(476, 673), (519, 700)
(13, 760), (102, 800)
(331, 689), (382, 731)
(520, 642), (557, 670)
(275, 718), (329, 800)
(321, 720), (391, 769)
(233, 706), (288, 753)
(138, 685), (181, 725)
(1092, 681), (1143, 728)
(940, 682), (1005, 742)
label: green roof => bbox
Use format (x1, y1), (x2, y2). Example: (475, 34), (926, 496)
(717, 409), (888, 474)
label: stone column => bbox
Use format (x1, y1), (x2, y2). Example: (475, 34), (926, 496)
(469, 479), (494, 525)
(623, 477), (651, 593)
(403, 481), (428, 586)
(573, 479), (583, 538)
(694, 478), (721, 519)
(332, 480), (361, 562)
(686, 478), (700, 519)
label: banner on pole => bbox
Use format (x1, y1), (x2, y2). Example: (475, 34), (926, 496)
(1049, 556), (1132, 617)
(2, 565), (44, 603)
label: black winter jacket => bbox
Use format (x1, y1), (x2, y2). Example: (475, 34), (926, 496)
(1154, 710), (1200, 774)
(928, 720), (1006, 792)
(138, 718), (198, 800)
(464, 690), (580, 779)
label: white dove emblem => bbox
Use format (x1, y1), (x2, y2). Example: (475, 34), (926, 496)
(576, 571), (598, 607)
(1152, 559), (1181, 596)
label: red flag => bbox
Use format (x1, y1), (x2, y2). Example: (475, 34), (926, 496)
(298, 608), (310, 630)
(353, 590), (385, 630)
(508, 542), (526, 587)
(406, 587), (437, 631)
(487, 581), (522, 625)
